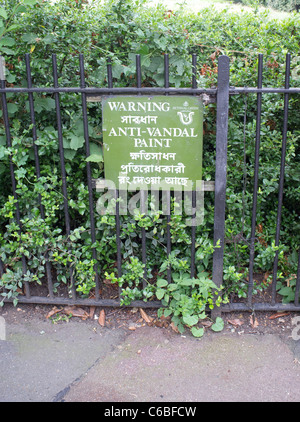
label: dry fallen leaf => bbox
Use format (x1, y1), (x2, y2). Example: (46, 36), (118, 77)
(46, 306), (63, 319)
(130, 307), (138, 314)
(98, 309), (105, 326)
(250, 314), (259, 328)
(153, 315), (170, 328)
(269, 312), (290, 320)
(201, 319), (213, 328)
(128, 326), (136, 331)
(228, 318), (244, 327)
(139, 308), (153, 324)
(63, 306), (89, 320)
(170, 322), (179, 333)
(89, 306), (96, 320)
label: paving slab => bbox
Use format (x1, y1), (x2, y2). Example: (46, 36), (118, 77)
(63, 326), (300, 402)
(1, 312), (300, 403)
(0, 318), (127, 402)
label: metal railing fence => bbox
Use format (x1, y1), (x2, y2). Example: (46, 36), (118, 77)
(0, 52), (299, 315)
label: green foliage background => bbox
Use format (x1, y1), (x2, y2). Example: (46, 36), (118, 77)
(0, 0), (299, 321)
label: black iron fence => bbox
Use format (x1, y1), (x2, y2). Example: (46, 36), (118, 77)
(0, 52), (299, 314)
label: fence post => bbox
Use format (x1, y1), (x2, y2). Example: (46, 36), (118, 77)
(211, 55), (230, 320)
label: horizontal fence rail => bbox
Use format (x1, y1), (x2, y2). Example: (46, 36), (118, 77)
(1, 87), (300, 95)
(0, 52), (299, 314)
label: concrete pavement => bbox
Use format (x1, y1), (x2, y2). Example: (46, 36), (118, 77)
(1, 310), (300, 403)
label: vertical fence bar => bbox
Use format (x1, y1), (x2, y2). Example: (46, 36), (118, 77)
(115, 191), (122, 280)
(136, 54), (147, 285)
(136, 54), (142, 92)
(190, 53), (197, 278)
(211, 55), (230, 317)
(247, 54), (263, 307)
(107, 58), (122, 281)
(271, 53), (291, 304)
(164, 53), (172, 284)
(0, 57), (9, 294)
(25, 54), (54, 298)
(52, 54), (76, 300)
(79, 54), (100, 300)
(52, 54), (71, 234)
(0, 56), (30, 298)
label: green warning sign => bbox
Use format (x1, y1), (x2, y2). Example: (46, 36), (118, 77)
(102, 96), (203, 189)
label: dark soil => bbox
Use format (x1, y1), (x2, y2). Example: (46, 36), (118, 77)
(1, 299), (299, 342)
(1, 271), (298, 339)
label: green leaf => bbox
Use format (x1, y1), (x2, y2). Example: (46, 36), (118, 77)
(173, 292), (181, 301)
(211, 317), (224, 332)
(112, 62), (124, 79)
(0, 7), (8, 20)
(278, 286), (295, 303)
(43, 34), (55, 45)
(180, 279), (193, 286)
(43, 97), (55, 109)
(170, 56), (186, 76)
(156, 288), (165, 301)
(7, 103), (18, 114)
(137, 44), (149, 56)
(182, 314), (198, 326)
(63, 149), (76, 160)
(6, 24), (21, 33)
(191, 326), (204, 338)
(0, 145), (6, 159)
(23, 0), (38, 5)
(0, 46), (15, 55)
(21, 33), (37, 43)
(15, 5), (27, 13)
(0, 37), (15, 47)
(278, 286), (293, 296)
(164, 308), (172, 317)
(70, 135), (85, 150)
(141, 55), (150, 68)
(86, 153), (103, 163)
(135, 29), (144, 37)
(157, 278), (168, 288)
(89, 142), (102, 154)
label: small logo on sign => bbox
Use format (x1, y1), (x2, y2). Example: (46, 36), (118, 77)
(177, 111), (194, 125)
